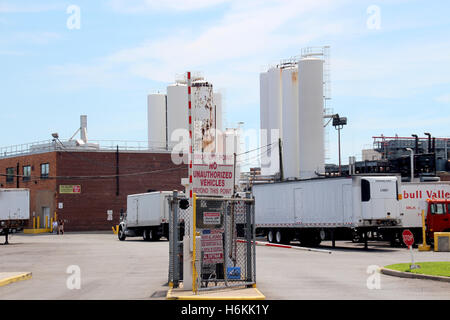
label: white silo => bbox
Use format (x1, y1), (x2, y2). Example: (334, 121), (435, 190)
(298, 58), (325, 179)
(167, 83), (188, 149)
(147, 93), (167, 150)
(259, 71), (270, 175)
(266, 67), (282, 175)
(281, 66), (299, 178)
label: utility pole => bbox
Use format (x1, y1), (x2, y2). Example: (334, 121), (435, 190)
(116, 145), (119, 196)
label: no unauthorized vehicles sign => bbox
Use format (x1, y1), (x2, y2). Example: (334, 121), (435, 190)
(192, 162), (234, 197)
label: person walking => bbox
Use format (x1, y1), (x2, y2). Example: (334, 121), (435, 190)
(58, 219), (65, 235)
(52, 220), (58, 234)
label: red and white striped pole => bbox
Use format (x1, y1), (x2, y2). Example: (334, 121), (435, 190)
(187, 71), (193, 203)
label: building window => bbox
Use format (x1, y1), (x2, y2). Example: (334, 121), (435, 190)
(6, 168), (14, 183)
(23, 165), (31, 182)
(41, 163), (49, 179)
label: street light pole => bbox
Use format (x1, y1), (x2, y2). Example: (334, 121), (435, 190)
(332, 114), (347, 176)
(337, 127), (341, 175)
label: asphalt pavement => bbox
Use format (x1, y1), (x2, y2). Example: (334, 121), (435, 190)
(0, 233), (449, 299)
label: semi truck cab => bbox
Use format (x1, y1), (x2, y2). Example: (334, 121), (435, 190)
(426, 199), (450, 240)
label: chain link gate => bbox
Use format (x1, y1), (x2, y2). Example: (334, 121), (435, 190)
(168, 192), (256, 293)
(193, 194), (255, 293)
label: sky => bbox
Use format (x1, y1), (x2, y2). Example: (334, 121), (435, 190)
(0, 0), (449, 167)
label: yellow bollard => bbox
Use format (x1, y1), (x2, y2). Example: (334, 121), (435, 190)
(37, 216), (40, 229)
(33, 217), (36, 229)
(45, 216), (48, 229)
(50, 218), (53, 232)
(418, 209), (431, 251)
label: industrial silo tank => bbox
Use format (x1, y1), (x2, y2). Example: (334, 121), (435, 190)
(265, 67), (282, 175)
(281, 66), (299, 178)
(259, 72), (270, 175)
(167, 83), (188, 149)
(298, 58), (325, 179)
(147, 93), (167, 150)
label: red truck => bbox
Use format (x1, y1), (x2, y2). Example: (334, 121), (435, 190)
(425, 198), (450, 243)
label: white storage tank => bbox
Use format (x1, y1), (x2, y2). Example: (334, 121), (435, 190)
(266, 67), (282, 175)
(298, 58), (325, 179)
(147, 93), (167, 150)
(167, 83), (188, 149)
(259, 72), (270, 175)
(281, 66), (299, 178)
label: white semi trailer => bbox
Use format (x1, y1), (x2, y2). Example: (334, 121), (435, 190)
(118, 191), (175, 241)
(0, 188), (30, 244)
(379, 181), (450, 245)
(253, 176), (401, 247)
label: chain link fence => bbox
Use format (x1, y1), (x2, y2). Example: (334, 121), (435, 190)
(168, 192), (256, 293)
(168, 191), (190, 287)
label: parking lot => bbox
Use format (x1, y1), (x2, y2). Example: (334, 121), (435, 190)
(0, 233), (449, 300)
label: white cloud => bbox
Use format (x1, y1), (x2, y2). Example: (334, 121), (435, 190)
(0, 50), (25, 56)
(13, 32), (62, 45)
(0, 3), (62, 13)
(332, 41), (450, 98)
(435, 94), (450, 104)
(54, 0), (352, 93)
(108, 0), (230, 13)
(105, 0), (348, 79)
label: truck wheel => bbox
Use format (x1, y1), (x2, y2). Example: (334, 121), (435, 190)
(267, 230), (274, 243)
(118, 227), (126, 241)
(275, 230), (283, 244)
(143, 230), (151, 241)
(148, 229), (154, 241)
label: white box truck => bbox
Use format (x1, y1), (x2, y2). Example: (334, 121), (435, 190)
(0, 188), (30, 244)
(253, 176), (401, 246)
(118, 191), (174, 241)
(379, 181), (450, 245)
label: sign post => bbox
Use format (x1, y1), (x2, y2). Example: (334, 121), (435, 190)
(402, 229), (420, 270)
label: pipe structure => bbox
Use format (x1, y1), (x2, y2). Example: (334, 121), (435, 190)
(411, 134), (419, 155)
(406, 148), (414, 182)
(424, 132), (431, 153)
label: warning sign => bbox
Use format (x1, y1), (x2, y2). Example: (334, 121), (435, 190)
(59, 185), (81, 194)
(201, 232), (224, 265)
(203, 212), (221, 225)
(192, 162), (234, 197)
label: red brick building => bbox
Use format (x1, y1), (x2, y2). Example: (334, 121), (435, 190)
(0, 149), (187, 231)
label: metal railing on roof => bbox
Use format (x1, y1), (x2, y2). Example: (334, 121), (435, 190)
(0, 139), (172, 159)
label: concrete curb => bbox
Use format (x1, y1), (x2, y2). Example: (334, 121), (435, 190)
(380, 267), (450, 283)
(0, 272), (32, 287)
(166, 286), (266, 300)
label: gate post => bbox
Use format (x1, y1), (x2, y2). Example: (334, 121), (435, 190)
(245, 192), (252, 283)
